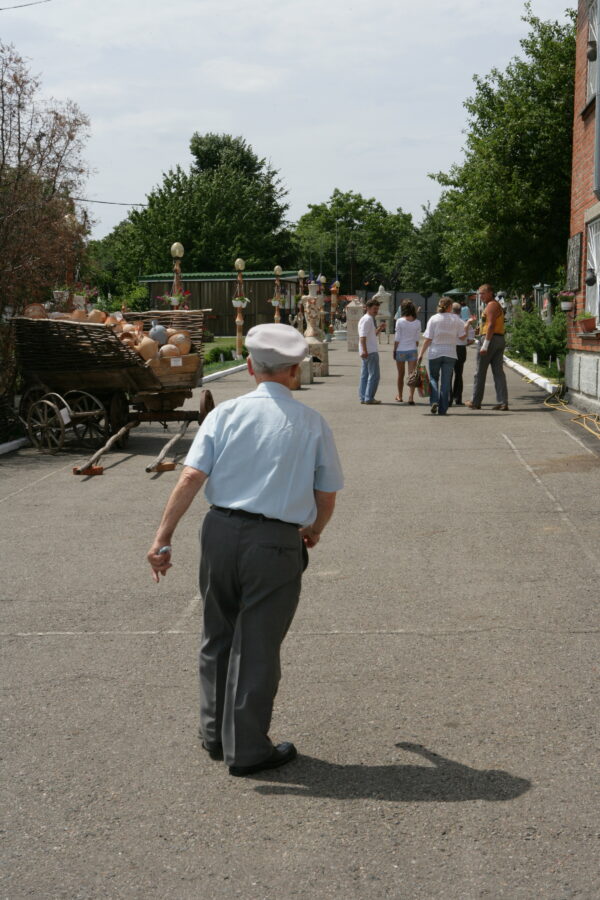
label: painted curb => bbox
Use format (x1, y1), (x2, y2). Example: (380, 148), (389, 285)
(0, 437), (29, 456)
(202, 363), (247, 383)
(503, 355), (560, 394)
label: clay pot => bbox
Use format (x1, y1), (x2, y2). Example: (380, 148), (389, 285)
(158, 343), (181, 358)
(137, 336), (159, 360)
(122, 323), (137, 334)
(71, 309), (88, 321)
(119, 333), (137, 349)
(148, 320), (168, 345)
(88, 309), (107, 323)
(168, 332), (192, 355)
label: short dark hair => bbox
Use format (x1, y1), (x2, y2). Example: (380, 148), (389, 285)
(365, 298), (380, 309)
(401, 300), (417, 317)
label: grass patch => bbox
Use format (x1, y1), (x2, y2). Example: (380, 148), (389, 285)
(505, 351), (564, 381)
(203, 358), (246, 376)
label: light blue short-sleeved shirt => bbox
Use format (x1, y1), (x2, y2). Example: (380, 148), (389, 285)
(184, 382), (344, 526)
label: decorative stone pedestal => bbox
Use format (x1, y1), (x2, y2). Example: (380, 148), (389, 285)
(345, 298), (364, 352)
(306, 336), (329, 376)
(304, 282), (329, 375)
(291, 356), (314, 389)
(373, 284), (393, 342)
(300, 356), (314, 385)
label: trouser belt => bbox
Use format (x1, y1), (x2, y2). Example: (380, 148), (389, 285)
(210, 506), (298, 528)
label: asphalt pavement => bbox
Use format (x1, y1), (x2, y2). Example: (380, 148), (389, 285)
(2, 340), (600, 899)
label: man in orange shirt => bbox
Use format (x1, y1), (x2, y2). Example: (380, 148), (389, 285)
(465, 284), (509, 411)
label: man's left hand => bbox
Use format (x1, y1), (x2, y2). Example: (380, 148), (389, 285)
(299, 526), (321, 548)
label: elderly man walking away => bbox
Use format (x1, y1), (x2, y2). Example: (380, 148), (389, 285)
(465, 284), (509, 411)
(358, 298), (386, 404)
(147, 324), (344, 777)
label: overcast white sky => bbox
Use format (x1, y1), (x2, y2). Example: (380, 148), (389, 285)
(2, 0), (574, 240)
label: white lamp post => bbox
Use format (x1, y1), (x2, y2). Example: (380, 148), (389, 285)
(272, 264), (283, 323)
(170, 242), (185, 307)
(233, 257), (246, 356)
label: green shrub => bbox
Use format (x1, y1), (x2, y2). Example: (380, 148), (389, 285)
(545, 308), (567, 361)
(508, 308), (566, 363)
(203, 344), (248, 365)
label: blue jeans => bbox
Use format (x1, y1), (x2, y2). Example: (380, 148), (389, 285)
(428, 356), (455, 415)
(359, 352), (380, 402)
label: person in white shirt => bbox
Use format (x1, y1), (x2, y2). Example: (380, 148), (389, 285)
(358, 298), (386, 404)
(416, 296), (470, 415)
(451, 302), (475, 406)
(393, 300), (421, 404)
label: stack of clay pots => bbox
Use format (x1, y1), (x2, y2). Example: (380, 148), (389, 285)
(64, 308), (193, 363)
(112, 320), (192, 363)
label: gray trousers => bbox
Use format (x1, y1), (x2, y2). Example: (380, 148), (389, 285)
(471, 334), (508, 406)
(198, 508), (303, 767)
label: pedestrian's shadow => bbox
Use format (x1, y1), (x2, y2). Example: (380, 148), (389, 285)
(250, 743), (531, 802)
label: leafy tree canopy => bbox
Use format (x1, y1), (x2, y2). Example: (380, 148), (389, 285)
(85, 133), (293, 293)
(400, 203), (453, 295)
(433, 3), (576, 293)
(294, 189), (415, 293)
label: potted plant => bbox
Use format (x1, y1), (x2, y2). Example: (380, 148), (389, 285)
(232, 296), (251, 308)
(558, 290), (575, 311)
(575, 310), (597, 332)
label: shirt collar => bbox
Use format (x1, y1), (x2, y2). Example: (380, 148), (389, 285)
(252, 381), (294, 400)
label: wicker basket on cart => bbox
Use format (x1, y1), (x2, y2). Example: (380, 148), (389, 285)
(122, 310), (205, 357)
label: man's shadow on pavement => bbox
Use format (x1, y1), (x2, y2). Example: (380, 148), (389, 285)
(250, 743), (531, 802)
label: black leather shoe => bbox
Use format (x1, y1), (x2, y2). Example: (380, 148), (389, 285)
(229, 742), (297, 777)
(199, 737), (224, 761)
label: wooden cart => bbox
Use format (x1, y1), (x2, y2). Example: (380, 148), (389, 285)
(12, 313), (214, 473)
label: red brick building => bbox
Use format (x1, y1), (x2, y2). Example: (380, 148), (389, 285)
(566, 0), (600, 412)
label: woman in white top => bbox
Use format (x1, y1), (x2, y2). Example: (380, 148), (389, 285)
(416, 296), (469, 415)
(393, 300), (421, 404)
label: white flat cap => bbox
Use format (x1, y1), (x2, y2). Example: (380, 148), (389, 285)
(246, 324), (308, 367)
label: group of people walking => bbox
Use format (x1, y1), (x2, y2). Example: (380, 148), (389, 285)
(358, 284), (509, 415)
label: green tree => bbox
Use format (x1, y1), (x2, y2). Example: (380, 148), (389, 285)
(86, 133), (294, 289)
(401, 203), (453, 294)
(433, 4), (576, 293)
(294, 189), (415, 292)
(0, 42), (89, 397)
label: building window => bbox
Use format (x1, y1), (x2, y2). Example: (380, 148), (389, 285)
(586, 217), (600, 317)
(588, 1), (598, 102)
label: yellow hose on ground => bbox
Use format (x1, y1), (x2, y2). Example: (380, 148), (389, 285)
(542, 386), (600, 441)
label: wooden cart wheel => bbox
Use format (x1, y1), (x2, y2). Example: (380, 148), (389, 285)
(19, 385), (47, 423)
(109, 391), (130, 448)
(27, 399), (65, 453)
(65, 391), (109, 450)
(199, 389), (215, 422)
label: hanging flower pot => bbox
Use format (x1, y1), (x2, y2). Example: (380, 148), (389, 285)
(560, 301), (573, 311)
(232, 297), (250, 308)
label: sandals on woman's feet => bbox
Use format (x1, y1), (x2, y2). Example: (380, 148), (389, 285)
(395, 396), (403, 402)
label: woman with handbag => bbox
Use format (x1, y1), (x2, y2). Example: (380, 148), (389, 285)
(393, 300), (421, 404)
(416, 296), (470, 415)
